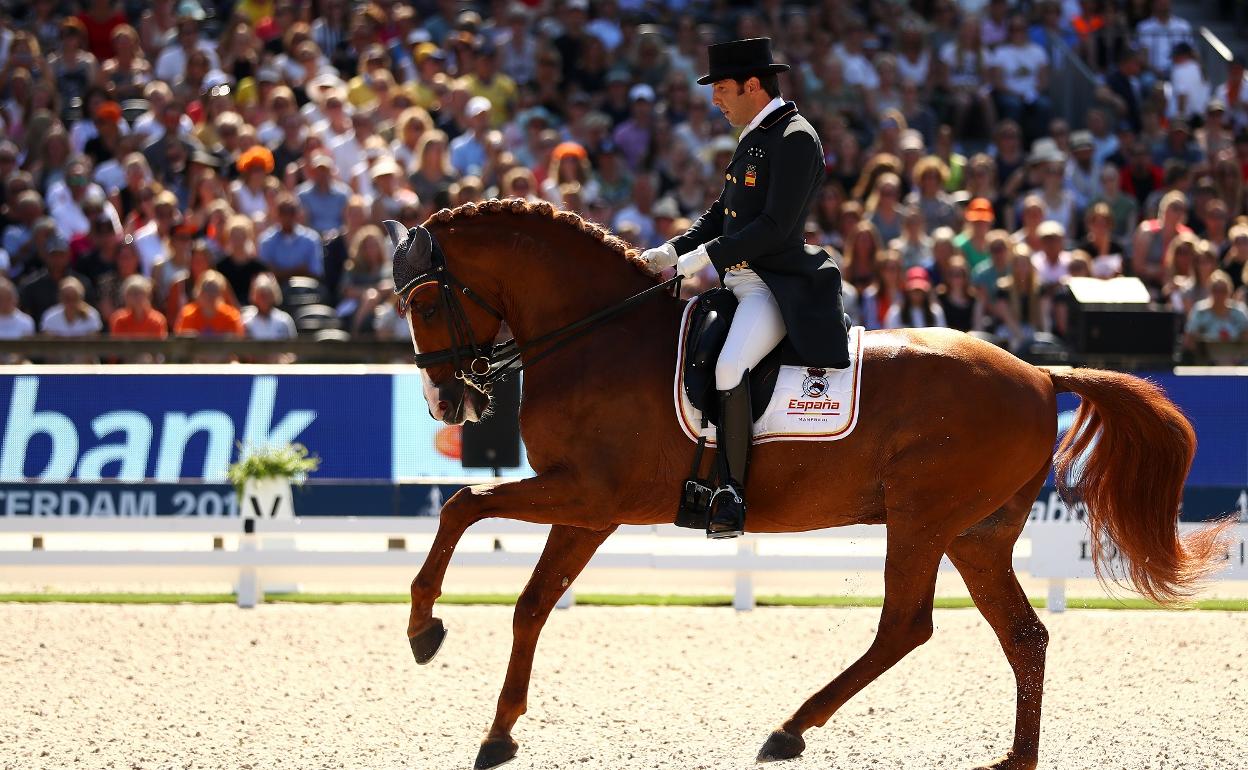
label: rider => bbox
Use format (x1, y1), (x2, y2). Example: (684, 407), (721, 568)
(641, 37), (850, 538)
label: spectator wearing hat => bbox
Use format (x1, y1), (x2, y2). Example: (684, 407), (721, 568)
(541, 141), (599, 208)
(956, 198), (996, 270)
(131, 190), (179, 276)
(231, 146), (277, 223)
(1026, 150), (1078, 235)
(885, 265), (947, 329)
(347, 45), (393, 109)
(1067, 130), (1100, 209)
(259, 193), (324, 281)
(83, 100), (127, 167)
(1032, 220), (1074, 287)
(19, 233), (95, 327)
(456, 39), (516, 129)
(295, 153), (351, 236)
(612, 84), (657, 170)
(369, 158), (418, 221)
(450, 96), (494, 176)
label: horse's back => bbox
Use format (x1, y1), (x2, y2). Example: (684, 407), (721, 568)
(856, 326), (1057, 469)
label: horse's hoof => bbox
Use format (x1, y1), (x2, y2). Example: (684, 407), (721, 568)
(756, 729), (805, 763)
(409, 618), (446, 665)
(473, 737), (518, 769)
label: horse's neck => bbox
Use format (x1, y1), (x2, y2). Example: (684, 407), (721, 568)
(478, 223), (676, 357)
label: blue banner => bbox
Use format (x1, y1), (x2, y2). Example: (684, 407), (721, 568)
(0, 370), (1242, 494)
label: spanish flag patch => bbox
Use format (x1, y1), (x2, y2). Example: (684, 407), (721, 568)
(744, 166), (757, 187)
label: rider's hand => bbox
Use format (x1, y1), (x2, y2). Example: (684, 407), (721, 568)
(676, 244), (711, 276)
(639, 242), (678, 271)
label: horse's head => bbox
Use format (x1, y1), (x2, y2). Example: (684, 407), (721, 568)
(385, 219), (502, 425)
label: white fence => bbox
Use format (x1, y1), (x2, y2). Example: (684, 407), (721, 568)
(0, 517), (1244, 611)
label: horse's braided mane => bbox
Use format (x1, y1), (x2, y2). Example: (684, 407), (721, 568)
(426, 198), (656, 279)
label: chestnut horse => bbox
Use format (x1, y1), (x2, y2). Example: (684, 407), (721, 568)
(393, 199), (1230, 770)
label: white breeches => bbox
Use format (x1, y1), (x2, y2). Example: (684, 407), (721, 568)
(715, 269), (786, 391)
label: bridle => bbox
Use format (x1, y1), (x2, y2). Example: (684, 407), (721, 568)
(392, 223), (681, 394)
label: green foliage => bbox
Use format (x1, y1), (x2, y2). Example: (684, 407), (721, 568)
(226, 443), (321, 498)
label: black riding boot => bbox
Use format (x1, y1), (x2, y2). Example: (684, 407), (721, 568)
(707, 375), (751, 539)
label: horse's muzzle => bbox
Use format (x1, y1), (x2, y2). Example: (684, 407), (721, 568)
(430, 380), (489, 425)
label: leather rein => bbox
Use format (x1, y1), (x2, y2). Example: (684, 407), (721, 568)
(396, 232), (681, 393)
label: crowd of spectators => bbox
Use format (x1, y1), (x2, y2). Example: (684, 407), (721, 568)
(0, 0), (1245, 363)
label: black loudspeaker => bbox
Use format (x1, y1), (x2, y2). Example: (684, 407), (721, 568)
(1066, 277), (1180, 355)
(460, 375), (522, 469)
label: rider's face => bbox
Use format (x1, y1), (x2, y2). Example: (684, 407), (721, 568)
(711, 78), (756, 128)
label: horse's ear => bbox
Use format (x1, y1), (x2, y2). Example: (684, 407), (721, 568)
(383, 219), (405, 247)
(387, 220), (435, 294)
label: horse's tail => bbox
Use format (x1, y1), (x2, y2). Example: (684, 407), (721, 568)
(1048, 368), (1234, 605)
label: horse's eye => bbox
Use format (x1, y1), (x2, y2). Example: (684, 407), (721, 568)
(419, 305), (437, 320)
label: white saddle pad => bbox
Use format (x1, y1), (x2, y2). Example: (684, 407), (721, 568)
(673, 299), (865, 445)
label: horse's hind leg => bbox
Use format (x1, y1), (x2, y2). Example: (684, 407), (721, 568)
(758, 514), (952, 762)
(947, 474), (1049, 770)
(475, 524), (615, 770)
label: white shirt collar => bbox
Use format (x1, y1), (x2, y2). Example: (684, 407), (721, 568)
(738, 97), (786, 142)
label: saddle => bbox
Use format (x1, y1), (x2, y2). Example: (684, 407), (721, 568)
(675, 289), (855, 529)
(681, 288), (852, 427)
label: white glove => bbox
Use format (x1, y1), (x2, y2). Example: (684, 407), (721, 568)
(639, 242), (678, 270)
(676, 244), (711, 276)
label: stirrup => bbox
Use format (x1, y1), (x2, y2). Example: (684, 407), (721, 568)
(708, 484), (742, 507)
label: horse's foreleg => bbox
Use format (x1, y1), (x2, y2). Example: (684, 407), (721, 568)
(758, 517), (949, 762)
(475, 523), (615, 770)
(407, 474), (589, 661)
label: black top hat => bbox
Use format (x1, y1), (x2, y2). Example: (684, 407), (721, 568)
(697, 37), (789, 86)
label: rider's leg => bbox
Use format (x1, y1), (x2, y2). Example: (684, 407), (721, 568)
(708, 271), (785, 538)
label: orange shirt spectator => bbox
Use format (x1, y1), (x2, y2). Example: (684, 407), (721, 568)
(109, 275), (167, 338)
(174, 270), (244, 337)
(111, 307), (167, 337)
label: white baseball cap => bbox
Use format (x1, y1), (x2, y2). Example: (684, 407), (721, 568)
(465, 96), (493, 118)
(629, 84), (655, 102)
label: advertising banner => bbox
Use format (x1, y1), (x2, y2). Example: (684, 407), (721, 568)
(0, 369), (1242, 520)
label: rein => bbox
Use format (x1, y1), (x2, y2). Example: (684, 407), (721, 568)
(397, 238), (681, 393)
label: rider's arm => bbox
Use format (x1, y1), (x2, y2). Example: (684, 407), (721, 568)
(668, 193), (726, 256)
(701, 127), (822, 273)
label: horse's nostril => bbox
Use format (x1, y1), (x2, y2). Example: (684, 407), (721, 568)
(437, 400), (451, 413)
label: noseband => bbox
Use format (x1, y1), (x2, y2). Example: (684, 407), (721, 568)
(393, 225), (681, 393)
